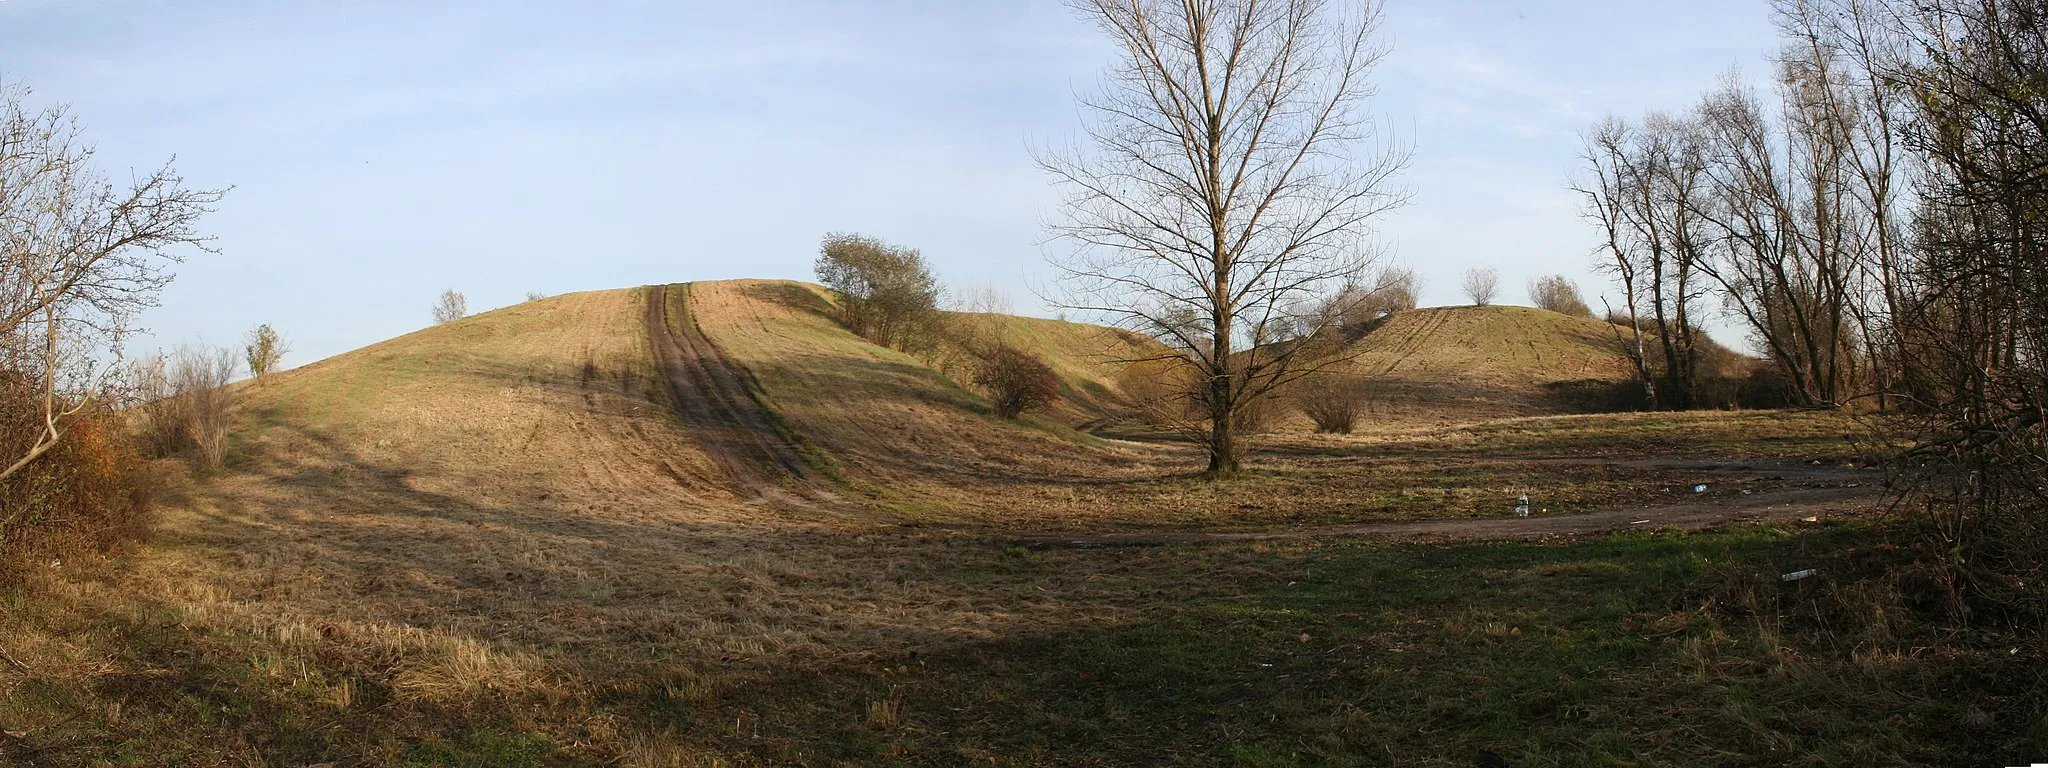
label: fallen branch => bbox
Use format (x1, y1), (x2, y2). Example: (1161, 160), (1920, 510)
(0, 646), (33, 674)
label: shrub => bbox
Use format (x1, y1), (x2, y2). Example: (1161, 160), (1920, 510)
(1461, 267), (1500, 306)
(131, 346), (236, 468)
(1294, 375), (1369, 433)
(0, 387), (153, 582)
(974, 344), (1061, 419)
(244, 323), (288, 381)
(131, 354), (185, 457)
(815, 233), (943, 352)
(1528, 275), (1593, 317)
(174, 345), (236, 470)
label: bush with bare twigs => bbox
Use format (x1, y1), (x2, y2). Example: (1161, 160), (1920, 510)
(130, 346), (235, 468)
(175, 346), (235, 470)
(1461, 268), (1500, 306)
(1528, 275), (1592, 317)
(1295, 374), (1370, 434)
(973, 344), (1061, 420)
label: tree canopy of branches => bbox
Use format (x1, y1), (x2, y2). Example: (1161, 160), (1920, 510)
(1461, 267), (1500, 306)
(0, 80), (222, 482)
(431, 289), (467, 324)
(1529, 274), (1593, 316)
(1040, 0), (1408, 476)
(814, 233), (943, 353)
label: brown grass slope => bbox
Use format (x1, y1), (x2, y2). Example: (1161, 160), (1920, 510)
(685, 279), (1159, 516)
(1333, 304), (1640, 424)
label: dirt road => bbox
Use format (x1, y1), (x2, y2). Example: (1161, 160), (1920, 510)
(645, 283), (810, 488)
(1012, 459), (1885, 547)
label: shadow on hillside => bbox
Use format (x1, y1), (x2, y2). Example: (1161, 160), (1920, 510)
(739, 281), (835, 319)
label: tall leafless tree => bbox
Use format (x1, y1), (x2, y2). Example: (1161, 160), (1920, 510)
(1040, 0), (1409, 475)
(1575, 114), (1713, 409)
(0, 80), (222, 481)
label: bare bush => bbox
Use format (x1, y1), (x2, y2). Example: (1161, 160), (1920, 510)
(973, 344), (1061, 420)
(130, 355), (184, 456)
(173, 345), (235, 469)
(815, 233), (944, 353)
(1461, 268), (1500, 306)
(1366, 266), (1421, 317)
(1295, 374), (1370, 433)
(243, 323), (288, 381)
(1529, 275), (1593, 316)
(432, 289), (468, 324)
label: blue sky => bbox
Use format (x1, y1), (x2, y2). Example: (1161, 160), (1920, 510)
(1, 0), (1778, 367)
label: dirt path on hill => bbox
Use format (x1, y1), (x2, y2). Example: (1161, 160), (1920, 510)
(646, 283), (810, 488)
(1012, 459), (1885, 547)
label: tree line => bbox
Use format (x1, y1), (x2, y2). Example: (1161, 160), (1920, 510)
(1573, 0), (2047, 588)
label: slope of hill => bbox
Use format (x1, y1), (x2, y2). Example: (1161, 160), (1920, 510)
(683, 280), (1153, 511)
(228, 287), (750, 513)
(1332, 304), (1640, 424)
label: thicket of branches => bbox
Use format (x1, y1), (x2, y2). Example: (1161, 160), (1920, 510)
(1577, 0), (2048, 611)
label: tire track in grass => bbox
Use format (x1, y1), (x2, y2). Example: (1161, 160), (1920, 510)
(645, 283), (811, 490)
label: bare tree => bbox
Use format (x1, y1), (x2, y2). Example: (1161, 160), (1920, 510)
(243, 323), (288, 381)
(0, 80), (223, 481)
(432, 289), (467, 324)
(1040, 0), (1409, 475)
(1574, 113), (1714, 409)
(1574, 119), (1660, 408)
(1461, 267), (1500, 306)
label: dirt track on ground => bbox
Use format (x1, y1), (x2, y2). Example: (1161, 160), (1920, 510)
(645, 283), (810, 488)
(1011, 459), (1885, 547)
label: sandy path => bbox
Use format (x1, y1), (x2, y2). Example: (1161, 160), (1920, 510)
(645, 283), (811, 487)
(1011, 459), (1884, 547)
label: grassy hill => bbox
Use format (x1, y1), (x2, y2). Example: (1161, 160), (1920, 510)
(1329, 304), (1641, 425)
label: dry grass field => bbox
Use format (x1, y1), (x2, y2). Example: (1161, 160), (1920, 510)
(0, 281), (2035, 766)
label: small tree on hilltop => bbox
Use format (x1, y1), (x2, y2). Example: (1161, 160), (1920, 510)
(432, 289), (467, 324)
(974, 344), (1061, 420)
(244, 323), (288, 381)
(1461, 267), (1500, 306)
(1528, 275), (1592, 316)
(814, 233), (943, 352)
